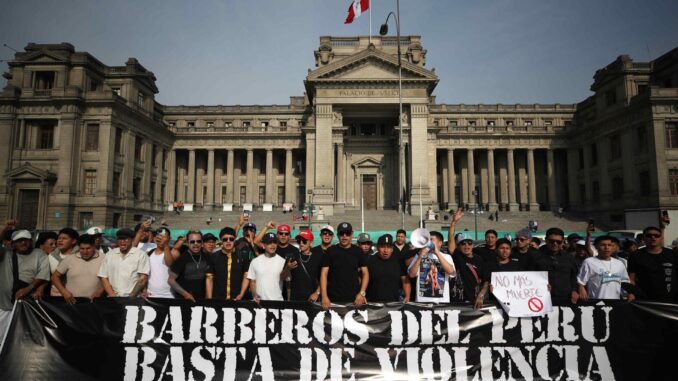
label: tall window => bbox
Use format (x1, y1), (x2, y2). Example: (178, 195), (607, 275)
(609, 135), (621, 160)
(38, 125), (54, 149)
(592, 181), (600, 202)
(133, 178), (141, 200)
(670, 169), (678, 195)
(637, 126), (648, 153)
(259, 186), (266, 205)
(639, 171), (650, 195)
(83, 170), (97, 195)
(137, 92), (145, 108)
(112, 172), (121, 196)
(34, 71), (55, 90)
(611, 176), (624, 200)
(277, 187), (284, 206)
(239, 186), (246, 205)
(134, 137), (143, 161)
(578, 148), (584, 169)
(666, 122), (678, 149)
(605, 89), (617, 106)
(579, 184), (586, 203)
(85, 124), (99, 151)
(114, 128), (122, 154)
(591, 144), (598, 166)
(150, 181), (156, 203)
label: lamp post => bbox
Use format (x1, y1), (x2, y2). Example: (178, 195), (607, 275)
(380, 0), (405, 229)
(472, 190), (479, 241)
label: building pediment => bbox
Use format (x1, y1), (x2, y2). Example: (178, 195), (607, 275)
(6, 164), (56, 182)
(351, 157), (383, 169)
(17, 51), (69, 64)
(307, 46), (438, 82)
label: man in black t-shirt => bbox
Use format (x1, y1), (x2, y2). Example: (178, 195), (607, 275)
(312, 225), (334, 257)
(475, 238), (522, 308)
(235, 222), (260, 261)
(210, 227), (250, 300)
(366, 234), (410, 303)
(357, 233), (374, 256)
(510, 228), (539, 268)
(473, 229), (498, 264)
(628, 226), (678, 302)
(168, 230), (214, 301)
(320, 222), (369, 309)
(288, 230), (323, 302)
(449, 233), (484, 302)
(530, 227), (579, 303)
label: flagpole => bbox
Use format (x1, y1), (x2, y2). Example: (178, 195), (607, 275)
(369, 0), (372, 44)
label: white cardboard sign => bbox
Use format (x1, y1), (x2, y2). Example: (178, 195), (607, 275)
(491, 271), (553, 317)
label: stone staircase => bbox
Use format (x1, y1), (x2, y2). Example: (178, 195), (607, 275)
(157, 208), (601, 235)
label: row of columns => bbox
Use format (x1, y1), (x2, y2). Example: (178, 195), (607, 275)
(168, 148), (297, 208)
(444, 148), (559, 211)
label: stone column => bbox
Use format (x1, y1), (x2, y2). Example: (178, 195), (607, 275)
(226, 149), (234, 203)
(467, 149), (476, 207)
(566, 149), (579, 207)
(154, 147), (163, 208)
(214, 152), (223, 205)
(265, 149), (274, 204)
(167, 150), (176, 205)
(507, 149), (518, 211)
(547, 149), (558, 211)
(246, 148), (254, 204)
(488, 149), (497, 211)
(410, 104), (431, 205)
(527, 148), (539, 210)
(313, 104), (335, 213)
(284, 149), (294, 204)
(187, 149), (196, 204)
(336, 143), (345, 203)
(447, 148), (456, 208)
(206, 149), (215, 210)
(97, 122), (115, 195)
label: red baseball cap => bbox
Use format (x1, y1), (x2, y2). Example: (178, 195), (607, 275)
(295, 230), (314, 242)
(277, 224), (291, 233)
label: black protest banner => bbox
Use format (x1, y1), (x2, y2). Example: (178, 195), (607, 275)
(1, 298), (677, 380)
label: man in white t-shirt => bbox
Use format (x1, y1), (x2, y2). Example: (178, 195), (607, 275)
(98, 228), (150, 297)
(408, 229), (456, 303)
(146, 227), (177, 298)
(578, 235), (632, 301)
(247, 232), (288, 302)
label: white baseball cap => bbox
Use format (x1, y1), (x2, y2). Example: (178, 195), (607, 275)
(86, 227), (103, 235)
(319, 225), (335, 234)
(11, 230), (32, 241)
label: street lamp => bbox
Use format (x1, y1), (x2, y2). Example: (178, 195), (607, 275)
(380, 0), (405, 229)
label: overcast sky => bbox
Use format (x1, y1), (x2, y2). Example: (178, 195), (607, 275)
(1, 0), (676, 106)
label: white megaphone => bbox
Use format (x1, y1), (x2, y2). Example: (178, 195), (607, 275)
(411, 228), (435, 250)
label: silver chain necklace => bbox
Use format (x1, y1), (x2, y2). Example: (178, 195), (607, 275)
(189, 253), (202, 269)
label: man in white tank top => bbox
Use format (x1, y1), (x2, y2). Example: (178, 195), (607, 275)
(146, 227), (177, 298)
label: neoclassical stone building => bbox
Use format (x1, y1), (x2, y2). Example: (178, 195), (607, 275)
(0, 37), (676, 229)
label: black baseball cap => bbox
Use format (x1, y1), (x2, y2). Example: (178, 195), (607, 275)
(377, 234), (394, 246)
(337, 222), (353, 235)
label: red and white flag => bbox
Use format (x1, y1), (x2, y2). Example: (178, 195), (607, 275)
(345, 0), (370, 24)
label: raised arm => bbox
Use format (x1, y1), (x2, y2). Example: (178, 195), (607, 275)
(447, 209), (464, 254)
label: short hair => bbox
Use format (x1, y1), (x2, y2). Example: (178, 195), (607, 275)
(643, 226), (662, 235)
(35, 231), (58, 247)
(430, 231), (444, 242)
(485, 229), (498, 237)
(78, 234), (97, 246)
(396, 229), (407, 236)
(219, 227), (237, 238)
(58, 227), (79, 240)
(545, 227), (565, 239)
(186, 230), (202, 238)
(496, 238), (512, 248)
(531, 237), (542, 245)
(594, 235), (620, 246)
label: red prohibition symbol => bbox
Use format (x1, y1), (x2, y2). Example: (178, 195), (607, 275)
(528, 297), (544, 312)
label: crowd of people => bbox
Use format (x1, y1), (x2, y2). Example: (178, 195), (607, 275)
(1, 210), (677, 338)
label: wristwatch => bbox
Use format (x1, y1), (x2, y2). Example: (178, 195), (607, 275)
(359, 291), (366, 297)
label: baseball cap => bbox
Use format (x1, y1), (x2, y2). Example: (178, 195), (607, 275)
(295, 230), (314, 242)
(86, 227), (103, 235)
(243, 222), (257, 231)
(262, 232), (277, 244)
(11, 230), (32, 241)
(576, 239), (586, 246)
(277, 224), (291, 233)
(319, 225), (335, 234)
(377, 234), (394, 246)
(155, 227), (171, 237)
(337, 222), (353, 235)
(456, 233), (474, 244)
(357, 233), (372, 243)
(202, 233), (217, 242)
(567, 233), (582, 241)
(515, 228), (532, 239)
(116, 228), (135, 239)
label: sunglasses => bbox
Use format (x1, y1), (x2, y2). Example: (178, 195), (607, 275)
(278, 232), (290, 236)
(645, 233), (661, 239)
(516, 237), (528, 242)
(222, 237), (235, 242)
(459, 241), (473, 246)
(547, 239), (563, 245)
(339, 232), (352, 237)
(297, 239), (309, 244)
(321, 231), (334, 236)
(189, 240), (202, 244)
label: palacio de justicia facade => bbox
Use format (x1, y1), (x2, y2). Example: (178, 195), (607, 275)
(0, 36), (676, 230)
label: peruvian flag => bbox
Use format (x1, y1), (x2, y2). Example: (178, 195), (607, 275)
(345, 0), (369, 24)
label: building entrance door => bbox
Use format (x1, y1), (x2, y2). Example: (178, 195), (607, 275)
(362, 175), (377, 210)
(18, 189), (40, 229)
